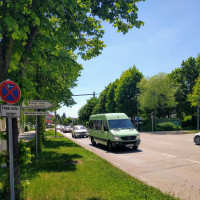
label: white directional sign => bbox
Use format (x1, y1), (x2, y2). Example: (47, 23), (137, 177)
(0, 105), (21, 118)
(22, 100), (53, 109)
(24, 111), (49, 116)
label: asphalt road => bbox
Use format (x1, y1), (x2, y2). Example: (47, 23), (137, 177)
(60, 131), (200, 200)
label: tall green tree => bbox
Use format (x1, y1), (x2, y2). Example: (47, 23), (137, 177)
(169, 55), (200, 119)
(93, 85), (110, 114)
(115, 66), (143, 118)
(78, 97), (98, 124)
(0, 0), (145, 198)
(138, 73), (177, 117)
(105, 79), (119, 113)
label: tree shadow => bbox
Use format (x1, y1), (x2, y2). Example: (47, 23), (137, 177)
(21, 139), (83, 181)
(43, 139), (81, 148)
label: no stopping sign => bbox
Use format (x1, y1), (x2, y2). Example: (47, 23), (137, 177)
(0, 80), (21, 104)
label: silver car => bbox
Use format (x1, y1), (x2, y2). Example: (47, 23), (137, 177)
(194, 132), (200, 145)
(63, 126), (73, 133)
(72, 125), (88, 138)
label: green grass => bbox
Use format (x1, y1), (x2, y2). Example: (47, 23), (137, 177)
(0, 130), (178, 200)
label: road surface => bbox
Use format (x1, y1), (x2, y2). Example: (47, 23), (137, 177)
(61, 131), (200, 200)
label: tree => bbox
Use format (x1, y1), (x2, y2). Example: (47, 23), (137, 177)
(93, 85), (110, 114)
(78, 97), (98, 124)
(188, 74), (200, 107)
(0, 0), (145, 198)
(115, 66), (143, 118)
(138, 73), (177, 117)
(169, 55), (200, 120)
(105, 79), (119, 113)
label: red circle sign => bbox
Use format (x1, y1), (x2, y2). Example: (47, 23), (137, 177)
(0, 80), (21, 104)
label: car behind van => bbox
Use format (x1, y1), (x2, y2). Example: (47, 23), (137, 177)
(89, 113), (140, 150)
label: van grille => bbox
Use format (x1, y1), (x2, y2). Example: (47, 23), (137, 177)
(121, 136), (136, 141)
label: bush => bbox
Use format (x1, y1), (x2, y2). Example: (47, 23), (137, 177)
(156, 122), (182, 131)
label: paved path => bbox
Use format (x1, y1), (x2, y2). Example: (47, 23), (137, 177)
(18, 131), (35, 141)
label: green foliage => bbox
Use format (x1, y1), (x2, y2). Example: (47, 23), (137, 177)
(78, 97), (98, 124)
(106, 79), (119, 112)
(0, 151), (8, 166)
(156, 122), (182, 131)
(18, 140), (33, 165)
(138, 73), (177, 117)
(169, 55), (200, 118)
(115, 66), (143, 117)
(93, 85), (110, 114)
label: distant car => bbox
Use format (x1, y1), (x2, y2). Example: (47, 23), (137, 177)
(56, 125), (61, 130)
(60, 125), (65, 131)
(63, 126), (73, 133)
(72, 125), (88, 138)
(194, 132), (200, 145)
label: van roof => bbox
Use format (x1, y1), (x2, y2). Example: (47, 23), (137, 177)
(90, 113), (129, 120)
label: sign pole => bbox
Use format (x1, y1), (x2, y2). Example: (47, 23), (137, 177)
(8, 118), (15, 200)
(55, 111), (57, 138)
(36, 109), (38, 158)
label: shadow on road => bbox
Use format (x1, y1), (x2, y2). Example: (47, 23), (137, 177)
(89, 143), (143, 154)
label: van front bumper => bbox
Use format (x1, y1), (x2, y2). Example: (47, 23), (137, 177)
(111, 140), (141, 148)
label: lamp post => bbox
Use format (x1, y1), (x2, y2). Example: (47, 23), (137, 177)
(197, 95), (200, 131)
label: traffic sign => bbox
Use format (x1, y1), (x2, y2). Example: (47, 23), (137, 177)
(22, 100), (53, 109)
(0, 80), (21, 104)
(24, 111), (49, 116)
(0, 105), (21, 118)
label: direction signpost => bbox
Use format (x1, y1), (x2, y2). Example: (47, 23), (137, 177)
(22, 100), (53, 158)
(0, 80), (21, 200)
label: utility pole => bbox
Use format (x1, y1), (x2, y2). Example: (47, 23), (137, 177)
(197, 95), (200, 130)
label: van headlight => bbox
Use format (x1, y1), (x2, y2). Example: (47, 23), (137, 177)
(113, 135), (120, 141)
(136, 135), (140, 140)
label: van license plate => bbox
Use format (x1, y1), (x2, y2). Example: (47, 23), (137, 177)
(126, 144), (134, 147)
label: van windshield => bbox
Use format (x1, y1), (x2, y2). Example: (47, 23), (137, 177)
(108, 119), (134, 130)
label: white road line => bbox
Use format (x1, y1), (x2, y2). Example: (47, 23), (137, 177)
(186, 159), (200, 164)
(162, 153), (176, 158)
(157, 142), (174, 146)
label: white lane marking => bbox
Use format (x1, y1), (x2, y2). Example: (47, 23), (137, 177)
(186, 159), (200, 164)
(162, 153), (176, 158)
(157, 142), (174, 146)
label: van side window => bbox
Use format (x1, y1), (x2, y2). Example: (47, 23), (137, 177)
(103, 120), (108, 131)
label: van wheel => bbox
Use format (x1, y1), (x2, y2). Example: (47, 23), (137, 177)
(74, 134), (76, 138)
(91, 137), (96, 146)
(107, 141), (113, 151)
(132, 145), (138, 150)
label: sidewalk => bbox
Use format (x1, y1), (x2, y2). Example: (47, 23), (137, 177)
(18, 131), (35, 141)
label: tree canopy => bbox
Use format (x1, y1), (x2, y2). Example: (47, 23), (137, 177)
(137, 73), (177, 117)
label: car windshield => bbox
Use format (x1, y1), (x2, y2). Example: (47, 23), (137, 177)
(75, 126), (85, 130)
(108, 119), (134, 130)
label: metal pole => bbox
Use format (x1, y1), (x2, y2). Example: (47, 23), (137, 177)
(197, 95), (200, 131)
(36, 109), (38, 158)
(8, 118), (15, 200)
(55, 111), (57, 138)
(151, 112), (154, 132)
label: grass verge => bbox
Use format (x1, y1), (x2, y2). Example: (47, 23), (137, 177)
(0, 130), (178, 200)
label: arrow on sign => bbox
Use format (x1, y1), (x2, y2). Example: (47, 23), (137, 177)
(22, 100), (53, 109)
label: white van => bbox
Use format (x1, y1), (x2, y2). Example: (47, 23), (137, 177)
(89, 113), (140, 150)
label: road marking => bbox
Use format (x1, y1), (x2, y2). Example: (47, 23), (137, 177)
(162, 153), (176, 158)
(186, 159), (200, 164)
(157, 142), (174, 146)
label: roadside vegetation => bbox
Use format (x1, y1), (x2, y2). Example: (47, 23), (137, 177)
(1, 130), (178, 200)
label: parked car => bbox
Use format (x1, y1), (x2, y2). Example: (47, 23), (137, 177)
(72, 125), (88, 138)
(63, 126), (73, 133)
(194, 132), (200, 145)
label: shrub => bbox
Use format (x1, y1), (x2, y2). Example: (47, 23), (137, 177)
(156, 122), (182, 131)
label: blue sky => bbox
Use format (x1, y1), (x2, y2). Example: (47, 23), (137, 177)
(57, 0), (200, 118)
